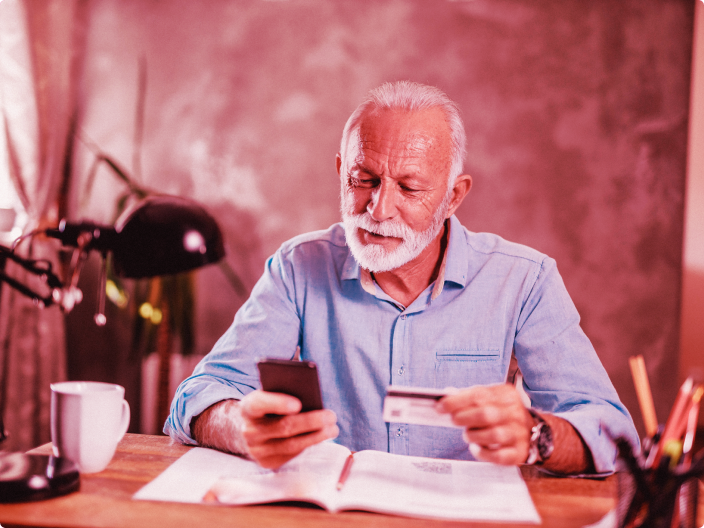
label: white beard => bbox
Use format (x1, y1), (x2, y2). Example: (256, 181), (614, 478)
(341, 189), (452, 273)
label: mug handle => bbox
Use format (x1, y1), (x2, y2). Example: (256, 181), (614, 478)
(117, 399), (131, 441)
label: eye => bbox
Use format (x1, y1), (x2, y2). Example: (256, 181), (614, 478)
(348, 175), (378, 189)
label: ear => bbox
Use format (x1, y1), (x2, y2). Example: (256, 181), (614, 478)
(445, 174), (472, 218)
(336, 153), (342, 176)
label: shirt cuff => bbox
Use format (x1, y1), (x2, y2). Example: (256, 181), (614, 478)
(552, 406), (640, 475)
(164, 379), (250, 444)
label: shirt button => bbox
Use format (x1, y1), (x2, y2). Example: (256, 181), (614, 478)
(396, 429), (403, 437)
(398, 366), (404, 375)
(400, 314), (407, 320)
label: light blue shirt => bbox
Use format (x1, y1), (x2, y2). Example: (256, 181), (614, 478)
(165, 215), (638, 473)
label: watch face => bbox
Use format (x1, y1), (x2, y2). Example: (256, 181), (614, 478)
(538, 423), (554, 460)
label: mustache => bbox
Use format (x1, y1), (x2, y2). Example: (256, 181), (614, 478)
(343, 212), (413, 239)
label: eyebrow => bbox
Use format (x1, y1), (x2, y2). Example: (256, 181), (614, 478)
(351, 165), (424, 183)
(352, 167), (379, 178)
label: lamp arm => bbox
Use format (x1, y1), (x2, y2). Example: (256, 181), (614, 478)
(0, 270), (57, 308)
(0, 245), (62, 308)
(44, 221), (117, 252)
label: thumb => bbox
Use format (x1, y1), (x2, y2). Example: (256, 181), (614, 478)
(241, 390), (302, 418)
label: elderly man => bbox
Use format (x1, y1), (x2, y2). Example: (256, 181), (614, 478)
(165, 81), (637, 474)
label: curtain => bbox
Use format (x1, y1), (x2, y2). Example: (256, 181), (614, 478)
(0, 0), (88, 451)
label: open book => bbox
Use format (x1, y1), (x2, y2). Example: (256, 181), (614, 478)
(135, 442), (540, 523)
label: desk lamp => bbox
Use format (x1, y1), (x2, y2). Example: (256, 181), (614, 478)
(0, 195), (225, 502)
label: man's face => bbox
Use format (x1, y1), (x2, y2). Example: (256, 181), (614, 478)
(339, 107), (454, 273)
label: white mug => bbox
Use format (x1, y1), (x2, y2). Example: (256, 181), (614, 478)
(50, 381), (130, 473)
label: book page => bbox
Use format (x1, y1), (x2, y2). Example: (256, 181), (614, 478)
(332, 450), (541, 523)
(208, 441), (350, 508)
(135, 443), (540, 524)
(134, 447), (258, 503)
(134, 441), (350, 506)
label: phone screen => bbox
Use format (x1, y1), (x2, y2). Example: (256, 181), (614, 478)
(257, 358), (324, 412)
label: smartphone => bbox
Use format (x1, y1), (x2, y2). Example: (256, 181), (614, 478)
(257, 358), (324, 413)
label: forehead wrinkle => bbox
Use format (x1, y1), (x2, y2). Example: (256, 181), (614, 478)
(359, 128), (436, 155)
(357, 133), (435, 177)
(345, 108), (453, 183)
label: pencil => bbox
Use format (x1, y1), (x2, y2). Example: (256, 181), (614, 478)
(646, 377), (694, 468)
(628, 355), (658, 438)
(682, 384), (703, 467)
(336, 454), (354, 491)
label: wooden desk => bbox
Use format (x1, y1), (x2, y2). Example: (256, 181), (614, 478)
(0, 433), (622, 528)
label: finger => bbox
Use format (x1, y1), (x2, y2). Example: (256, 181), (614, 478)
(450, 405), (508, 429)
(242, 409), (337, 446)
(463, 423), (528, 448)
(454, 404), (530, 430)
(253, 423), (339, 463)
(240, 390), (302, 418)
(468, 442), (526, 465)
(250, 423), (340, 469)
(437, 384), (520, 413)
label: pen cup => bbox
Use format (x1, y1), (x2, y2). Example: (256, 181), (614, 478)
(615, 469), (636, 526)
(615, 469), (700, 528)
(677, 478), (699, 528)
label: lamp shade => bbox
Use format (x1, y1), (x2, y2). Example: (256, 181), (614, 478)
(111, 196), (225, 278)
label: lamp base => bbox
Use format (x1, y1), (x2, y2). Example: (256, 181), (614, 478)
(0, 452), (79, 502)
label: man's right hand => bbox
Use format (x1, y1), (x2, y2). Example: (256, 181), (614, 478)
(192, 390), (339, 469)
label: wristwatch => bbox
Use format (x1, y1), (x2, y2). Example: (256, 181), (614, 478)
(525, 409), (554, 465)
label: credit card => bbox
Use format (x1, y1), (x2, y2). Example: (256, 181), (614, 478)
(382, 386), (461, 428)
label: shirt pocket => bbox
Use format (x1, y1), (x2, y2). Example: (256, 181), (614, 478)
(434, 349), (503, 388)
(435, 350), (500, 362)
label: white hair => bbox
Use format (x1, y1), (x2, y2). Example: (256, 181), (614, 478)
(339, 81), (466, 185)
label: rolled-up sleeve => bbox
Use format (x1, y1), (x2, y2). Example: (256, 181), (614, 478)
(164, 249), (302, 444)
(514, 257), (639, 474)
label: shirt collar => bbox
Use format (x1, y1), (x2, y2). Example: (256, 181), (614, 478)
(342, 244), (361, 281)
(442, 215), (470, 289)
(429, 218), (451, 300)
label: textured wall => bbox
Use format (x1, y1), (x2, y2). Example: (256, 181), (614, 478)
(681, 1), (704, 427)
(68, 0), (693, 436)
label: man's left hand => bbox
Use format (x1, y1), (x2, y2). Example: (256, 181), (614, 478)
(436, 384), (533, 465)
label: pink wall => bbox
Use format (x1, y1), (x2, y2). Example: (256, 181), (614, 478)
(681, 0), (704, 425)
(66, 0), (694, 436)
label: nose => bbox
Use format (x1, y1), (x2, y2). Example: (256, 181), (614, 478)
(367, 182), (397, 222)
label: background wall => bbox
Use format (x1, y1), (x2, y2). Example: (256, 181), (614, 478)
(64, 0), (695, 437)
(681, 0), (704, 426)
